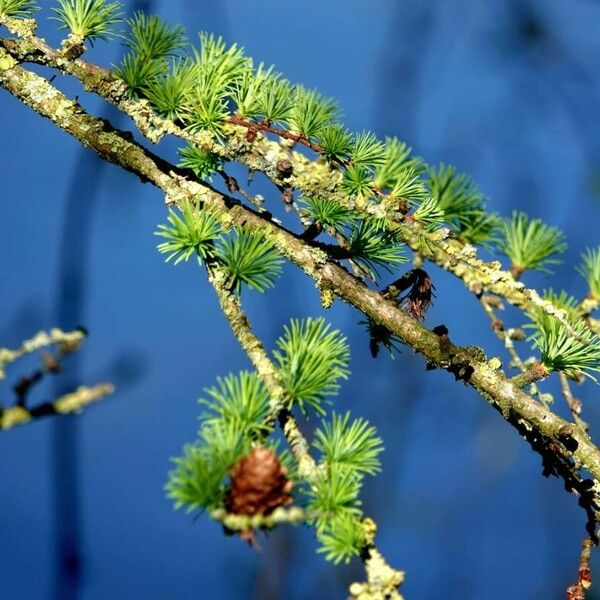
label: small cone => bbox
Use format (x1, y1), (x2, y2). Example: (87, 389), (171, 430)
(226, 446), (293, 516)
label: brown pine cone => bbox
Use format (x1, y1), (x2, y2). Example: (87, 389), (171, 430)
(225, 446), (293, 516)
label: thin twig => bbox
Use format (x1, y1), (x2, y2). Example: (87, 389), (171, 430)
(228, 114), (324, 154)
(566, 538), (593, 600)
(0, 383), (114, 430)
(218, 170), (270, 216)
(560, 372), (589, 433)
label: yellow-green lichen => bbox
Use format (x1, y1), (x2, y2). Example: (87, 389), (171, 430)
(211, 506), (306, 531)
(0, 50), (17, 70)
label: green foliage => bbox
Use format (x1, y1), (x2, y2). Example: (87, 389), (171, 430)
(182, 80), (230, 135)
(120, 31), (249, 131)
(178, 34), (248, 133)
(166, 420), (250, 512)
(178, 144), (221, 180)
(199, 371), (271, 439)
(192, 32), (249, 94)
(307, 465), (365, 564)
(0, 0), (37, 17)
(115, 53), (164, 96)
(116, 13), (187, 99)
(348, 219), (407, 277)
(373, 138), (424, 191)
(308, 409), (386, 563)
(52, 0), (121, 41)
(123, 11), (185, 61)
(216, 229), (283, 293)
(300, 196), (356, 232)
(530, 313), (600, 380)
(317, 124), (353, 162)
(316, 513), (364, 565)
(309, 410), (383, 564)
(58, 6), (598, 573)
(273, 318), (350, 415)
(307, 468), (362, 524)
(459, 212), (500, 247)
(167, 443), (218, 511)
(314, 412), (383, 476)
(373, 138), (411, 189)
(155, 202), (221, 265)
(578, 247), (600, 299)
(411, 197), (445, 230)
(156, 207), (282, 293)
(497, 211), (567, 274)
(350, 131), (385, 169)
(340, 165), (373, 197)
(231, 62), (275, 119)
(173, 33), (250, 133)
(427, 164), (497, 245)
(144, 60), (196, 120)
(428, 164), (482, 224)
(388, 166), (427, 204)
(542, 289), (583, 322)
(257, 74), (294, 125)
(289, 86), (337, 140)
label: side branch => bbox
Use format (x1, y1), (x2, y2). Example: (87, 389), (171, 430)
(206, 267), (315, 478)
(205, 267), (405, 598)
(0, 327), (85, 379)
(0, 383), (114, 430)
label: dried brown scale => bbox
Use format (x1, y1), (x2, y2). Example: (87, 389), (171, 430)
(279, 184), (293, 206)
(365, 318), (398, 358)
(300, 221), (322, 241)
(13, 371), (43, 405)
(381, 268), (435, 321)
(432, 324), (451, 355)
(275, 159), (293, 179)
(470, 281), (484, 297)
(364, 269), (435, 356)
(404, 271), (435, 321)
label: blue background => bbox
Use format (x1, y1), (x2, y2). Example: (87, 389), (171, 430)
(2, 1), (600, 598)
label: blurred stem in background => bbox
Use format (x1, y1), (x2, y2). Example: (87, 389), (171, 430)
(51, 2), (153, 598)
